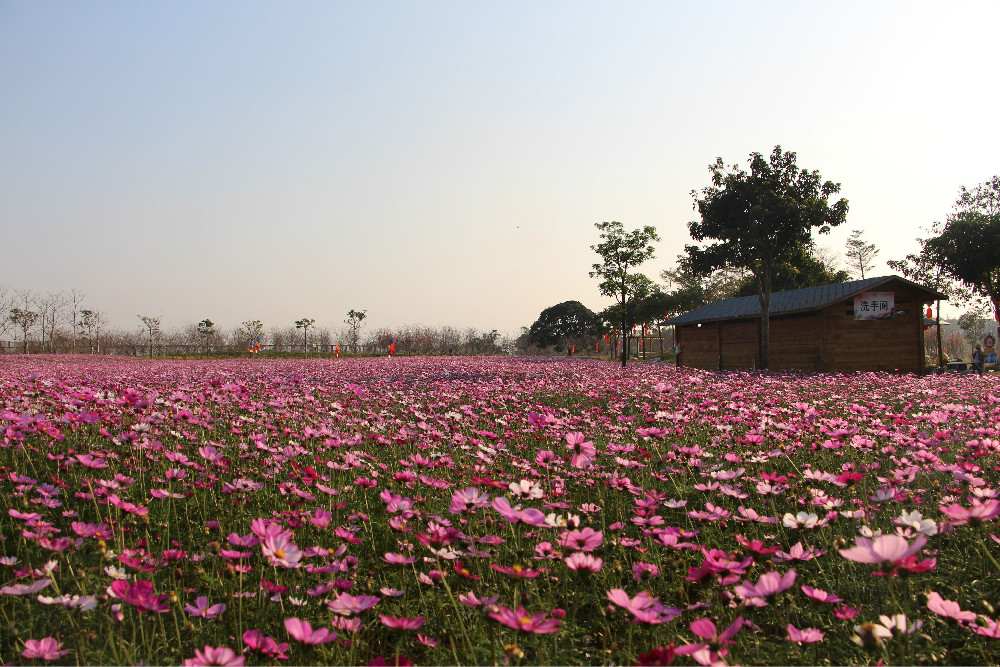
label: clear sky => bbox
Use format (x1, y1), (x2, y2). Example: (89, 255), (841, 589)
(2, 1), (997, 336)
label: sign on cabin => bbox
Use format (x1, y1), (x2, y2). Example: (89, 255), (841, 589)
(854, 292), (895, 320)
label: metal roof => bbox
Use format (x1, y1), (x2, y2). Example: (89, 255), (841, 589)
(664, 275), (947, 325)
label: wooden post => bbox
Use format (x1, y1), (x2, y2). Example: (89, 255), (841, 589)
(717, 321), (722, 370)
(820, 307), (829, 371)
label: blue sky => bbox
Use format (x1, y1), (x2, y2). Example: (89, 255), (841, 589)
(2, 1), (998, 336)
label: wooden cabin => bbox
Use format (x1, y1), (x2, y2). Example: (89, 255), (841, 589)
(665, 276), (946, 374)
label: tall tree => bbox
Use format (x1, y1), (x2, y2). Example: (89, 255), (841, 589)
(925, 176), (1000, 323)
(844, 229), (880, 279)
(733, 241), (849, 297)
(79, 309), (104, 354)
(687, 146), (848, 369)
(345, 309), (367, 354)
(295, 318), (316, 353)
(241, 320), (264, 351)
(138, 315), (161, 359)
(68, 289), (86, 354)
(590, 220), (660, 368)
(9, 308), (39, 354)
(197, 319), (215, 354)
(528, 300), (603, 350)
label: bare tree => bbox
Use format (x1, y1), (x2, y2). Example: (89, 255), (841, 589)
(79, 309), (104, 354)
(68, 289), (86, 354)
(295, 318), (316, 353)
(35, 291), (69, 353)
(138, 315), (161, 358)
(845, 229), (880, 280)
(9, 307), (39, 354)
(197, 319), (215, 353)
(0, 285), (12, 350)
(11, 289), (37, 353)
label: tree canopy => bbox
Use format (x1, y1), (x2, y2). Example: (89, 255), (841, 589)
(527, 301), (604, 350)
(686, 146), (848, 368)
(925, 176), (1000, 322)
(590, 221), (660, 368)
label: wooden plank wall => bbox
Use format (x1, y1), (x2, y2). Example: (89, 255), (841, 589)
(769, 314), (822, 370)
(720, 320), (759, 370)
(676, 323), (719, 369)
(822, 282), (926, 374)
(675, 279), (931, 374)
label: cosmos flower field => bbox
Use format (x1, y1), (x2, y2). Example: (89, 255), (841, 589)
(1, 356), (999, 666)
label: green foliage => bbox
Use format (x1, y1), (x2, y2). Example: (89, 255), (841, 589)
(241, 319), (264, 345)
(733, 242), (850, 297)
(528, 301), (604, 350)
(590, 221), (660, 367)
(925, 176), (1000, 322)
(886, 222), (973, 302)
(957, 309), (991, 347)
(687, 146), (848, 368)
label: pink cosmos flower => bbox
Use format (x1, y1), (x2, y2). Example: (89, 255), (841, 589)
(925, 591), (977, 623)
(183, 645), (244, 666)
(379, 614), (426, 630)
(108, 579), (171, 614)
(2, 579), (52, 596)
(242, 630), (289, 660)
(833, 605), (862, 620)
(21, 637), (70, 661)
(488, 605), (561, 634)
(284, 617), (337, 644)
(383, 552), (416, 565)
(491, 563), (541, 579)
(605, 589), (682, 624)
(458, 591), (500, 607)
(564, 551), (603, 572)
(327, 592), (380, 615)
(838, 534), (927, 569)
(184, 596), (227, 619)
(492, 497), (547, 526)
(801, 585), (843, 604)
(262, 534), (303, 569)
(939, 498), (1000, 525)
(971, 617), (1000, 638)
(787, 624), (825, 643)
(772, 541), (826, 562)
(558, 527), (603, 551)
(565, 432), (596, 468)
(675, 616), (744, 666)
(449, 486), (491, 514)
(734, 569), (797, 605)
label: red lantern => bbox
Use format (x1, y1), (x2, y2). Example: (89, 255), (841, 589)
(926, 307), (933, 319)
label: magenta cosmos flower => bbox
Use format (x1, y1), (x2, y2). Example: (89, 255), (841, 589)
(488, 605), (561, 634)
(183, 645), (244, 666)
(21, 637), (70, 661)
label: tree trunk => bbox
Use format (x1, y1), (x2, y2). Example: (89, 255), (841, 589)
(758, 268), (772, 370)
